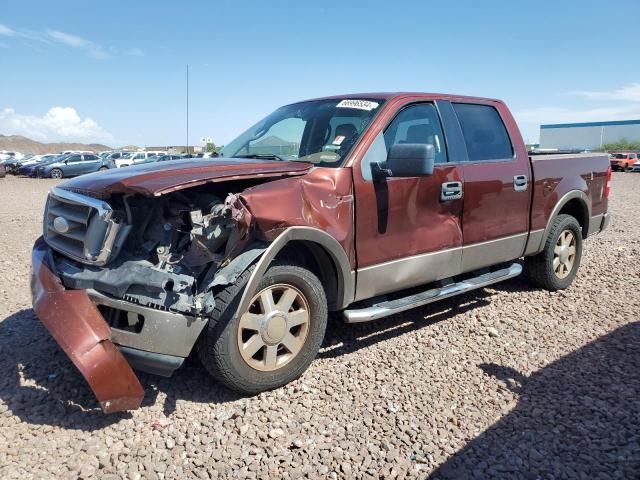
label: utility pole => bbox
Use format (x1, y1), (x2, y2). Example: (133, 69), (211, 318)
(186, 64), (189, 154)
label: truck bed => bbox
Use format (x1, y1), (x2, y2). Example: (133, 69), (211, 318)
(529, 152), (610, 235)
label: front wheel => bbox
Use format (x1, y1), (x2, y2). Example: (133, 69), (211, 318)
(525, 214), (583, 290)
(50, 168), (63, 179)
(197, 262), (328, 394)
(99, 166), (108, 171)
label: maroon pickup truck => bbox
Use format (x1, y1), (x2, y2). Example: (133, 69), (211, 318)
(31, 93), (611, 412)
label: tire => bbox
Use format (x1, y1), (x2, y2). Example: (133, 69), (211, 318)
(50, 168), (63, 179)
(197, 262), (328, 394)
(525, 214), (583, 291)
(99, 166), (108, 171)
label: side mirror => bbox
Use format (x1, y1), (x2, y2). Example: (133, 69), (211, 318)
(383, 143), (435, 177)
(64, 160), (68, 165)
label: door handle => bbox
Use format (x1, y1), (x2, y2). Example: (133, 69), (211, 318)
(441, 181), (463, 201)
(513, 175), (528, 192)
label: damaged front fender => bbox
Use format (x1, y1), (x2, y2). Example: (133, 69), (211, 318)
(225, 168), (357, 316)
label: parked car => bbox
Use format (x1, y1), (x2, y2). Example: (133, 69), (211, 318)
(18, 154), (58, 167)
(632, 160), (640, 172)
(20, 155), (65, 177)
(18, 154), (63, 176)
(36, 153), (113, 178)
(115, 151), (167, 167)
(609, 152), (638, 171)
(0, 152), (25, 173)
(0, 150), (23, 162)
(0, 162), (5, 178)
(104, 151), (129, 161)
(31, 92), (610, 412)
(15, 153), (35, 165)
(140, 154), (184, 164)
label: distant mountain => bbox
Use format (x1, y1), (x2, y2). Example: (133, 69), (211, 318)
(0, 134), (112, 154)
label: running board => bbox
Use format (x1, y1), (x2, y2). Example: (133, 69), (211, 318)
(343, 263), (522, 323)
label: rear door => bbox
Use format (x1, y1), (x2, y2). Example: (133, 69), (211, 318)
(449, 101), (532, 272)
(352, 101), (465, 301)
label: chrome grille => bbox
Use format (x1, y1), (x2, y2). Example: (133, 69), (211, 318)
(43, 187), (130, 266)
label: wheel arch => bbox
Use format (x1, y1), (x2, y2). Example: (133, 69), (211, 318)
(534, 190), (591, 255)
(235, 227), (354, 319)
(557, 197), (589, 238)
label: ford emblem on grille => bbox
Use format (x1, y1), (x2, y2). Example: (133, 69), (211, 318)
(53, 216), (70, 234)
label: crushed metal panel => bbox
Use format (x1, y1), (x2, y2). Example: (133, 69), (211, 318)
(31, 237), (144, 413)
(238, 167), (356, 268)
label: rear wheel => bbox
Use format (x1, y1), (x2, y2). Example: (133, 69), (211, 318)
(50, 168), (63, 179)
(525, 214), (583, 290)
(99, 166), (108, 171)
(198, 262), (327, 394)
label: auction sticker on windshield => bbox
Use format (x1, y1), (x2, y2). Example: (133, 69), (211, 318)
(336, 99), (380, 111)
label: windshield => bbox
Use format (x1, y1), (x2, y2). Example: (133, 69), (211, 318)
(220, 98), (385, 167)
(610, 153), (627, 159)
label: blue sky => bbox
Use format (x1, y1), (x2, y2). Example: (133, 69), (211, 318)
(1, 0), (639, 147)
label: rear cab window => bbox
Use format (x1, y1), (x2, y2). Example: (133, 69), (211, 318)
(452, 103), (513, 162)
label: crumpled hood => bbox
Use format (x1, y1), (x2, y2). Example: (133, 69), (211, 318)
(59, 158), (313, 197)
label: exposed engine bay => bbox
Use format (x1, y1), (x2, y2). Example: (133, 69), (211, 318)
(53, 183), (266, 317)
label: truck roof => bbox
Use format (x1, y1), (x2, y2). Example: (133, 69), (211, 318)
(301, 92), (503, 104)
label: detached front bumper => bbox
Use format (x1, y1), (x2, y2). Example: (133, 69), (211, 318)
(31, 237), (144, 413)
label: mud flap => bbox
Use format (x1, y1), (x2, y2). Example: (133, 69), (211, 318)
(31, 237), (144, 413)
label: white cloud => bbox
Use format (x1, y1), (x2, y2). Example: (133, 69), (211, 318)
(46, 29), (109, 59)
(0, 23), (15, 36)
(0, 107), (114, 143)
(1, 23), (143, 60)
(569, 83), (640, 102)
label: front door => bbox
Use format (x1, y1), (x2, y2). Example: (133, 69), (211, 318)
(64, 154), (83, 175)
(451, 101), (532, 272)
(78, 154), (101, 174)
(353, 102), (465, 301)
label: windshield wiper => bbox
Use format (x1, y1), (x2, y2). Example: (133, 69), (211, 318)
(235, 153), (285, 161)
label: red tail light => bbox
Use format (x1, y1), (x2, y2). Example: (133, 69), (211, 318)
(604, 166), (612, 198)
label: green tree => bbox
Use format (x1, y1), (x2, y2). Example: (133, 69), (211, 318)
(206, 142), (223, 153)
(596, 138), (640, 152)
(205, 142), (216, 153)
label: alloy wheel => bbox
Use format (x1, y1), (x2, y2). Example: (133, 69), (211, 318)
(553, 229), (576, 279)
(237, 284), (310, 372)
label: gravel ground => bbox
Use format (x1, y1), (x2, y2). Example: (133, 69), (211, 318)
(0, 174), (638, 479)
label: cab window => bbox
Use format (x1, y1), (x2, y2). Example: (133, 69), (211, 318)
(452, 103), (513, 162)
(359, 103), (447, 181)
(383, 103), (447, 164)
